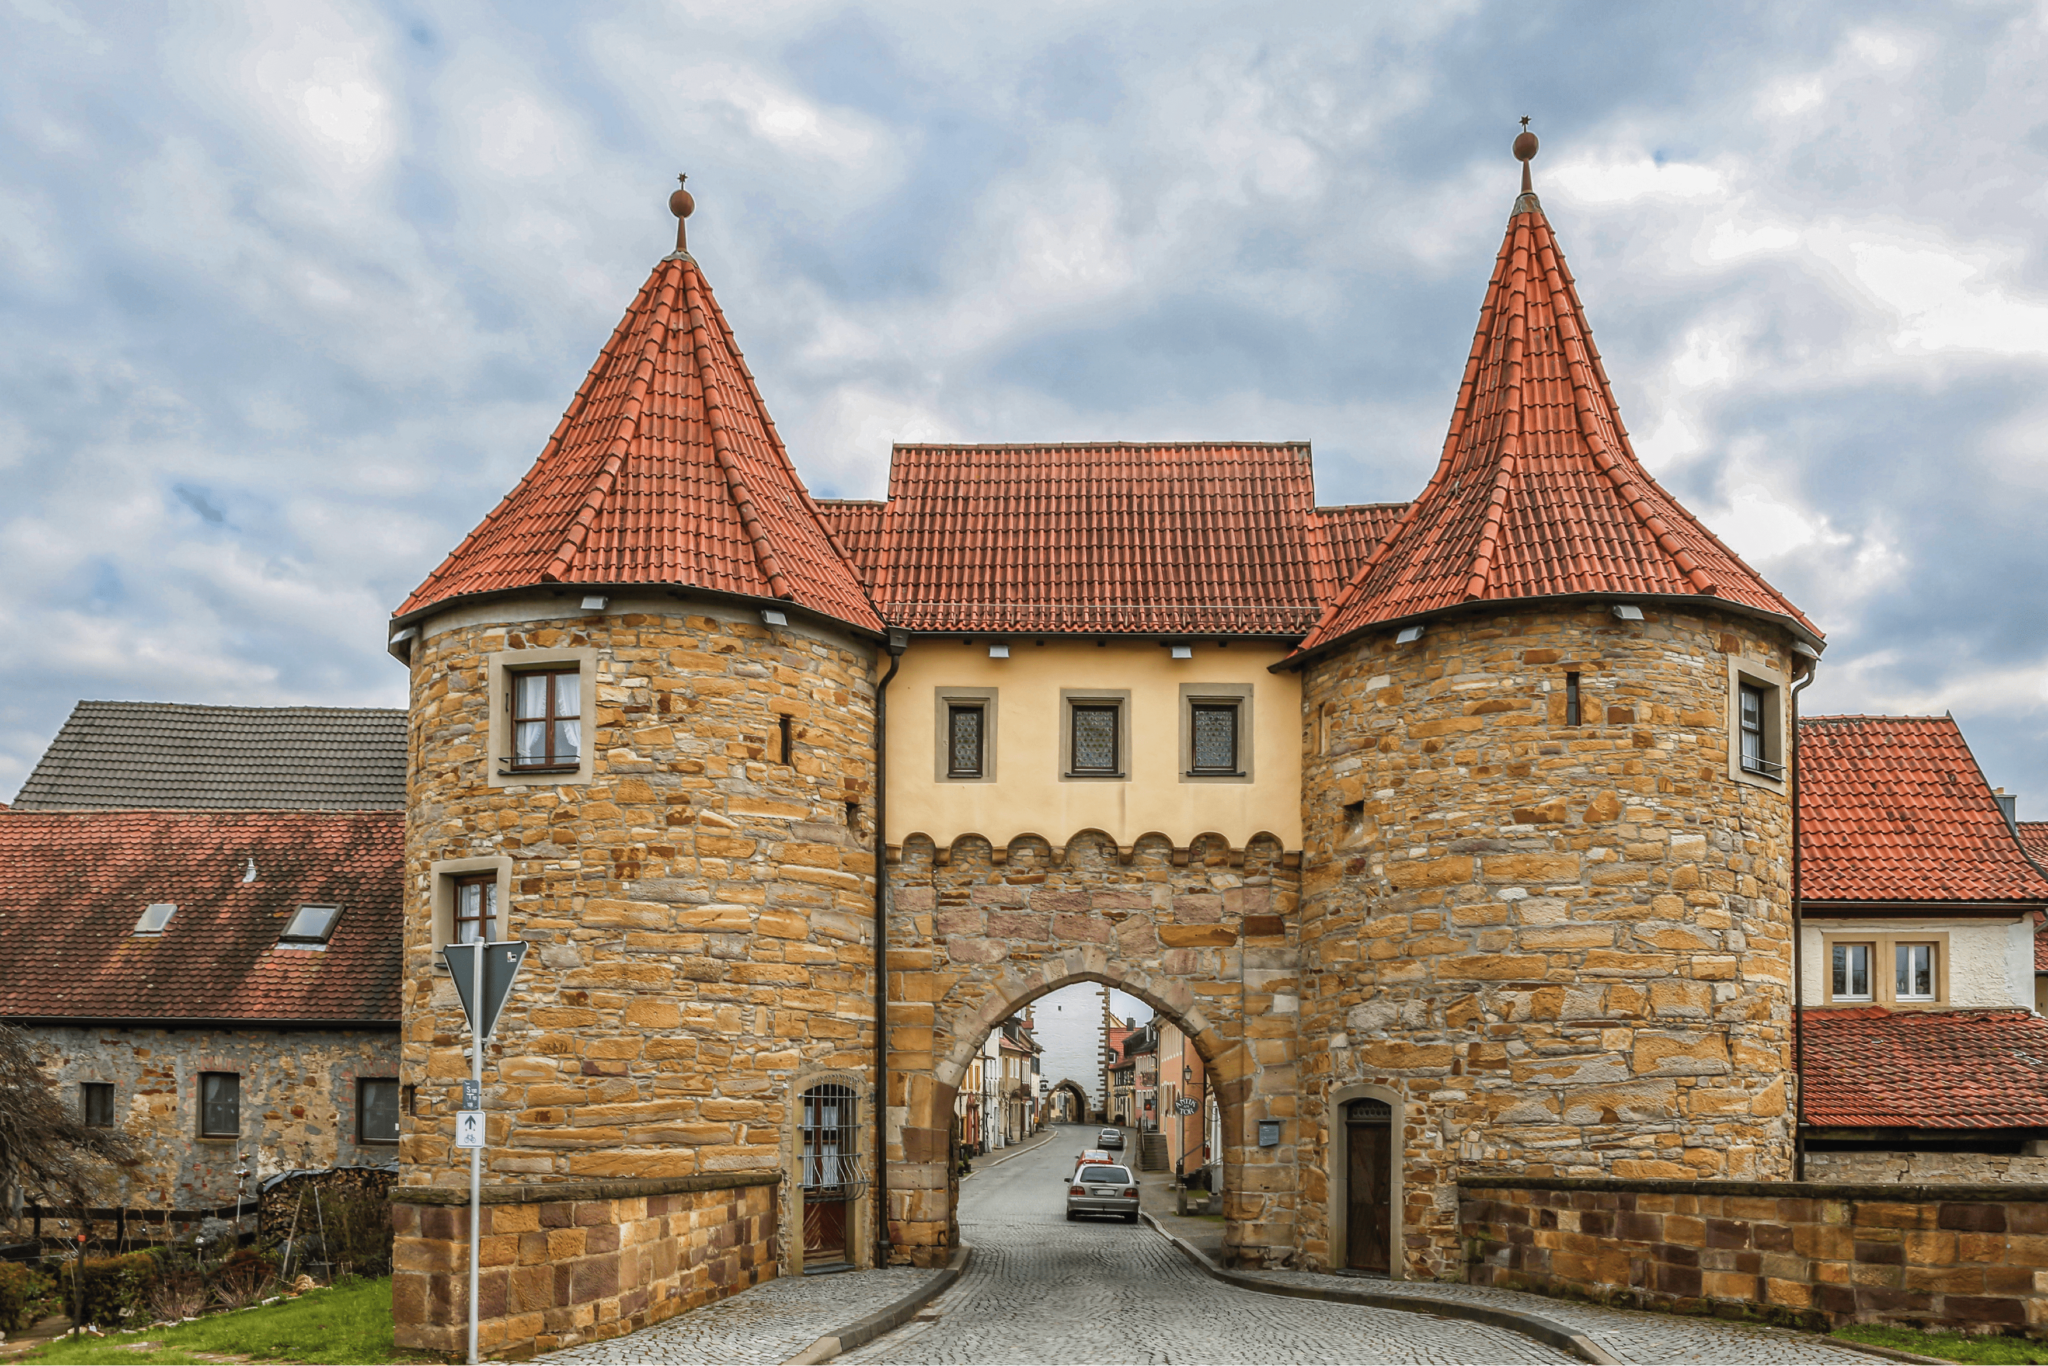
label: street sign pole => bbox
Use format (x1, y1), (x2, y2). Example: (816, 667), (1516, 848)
(468, 938), (482, 1366)
(439, 937), (525, 1366)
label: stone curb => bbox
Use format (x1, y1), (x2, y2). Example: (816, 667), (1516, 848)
(780, 1243), (973, 1365)
(1139, 1212), (1621, 1366)
(1816, 1343), (1950, 1365)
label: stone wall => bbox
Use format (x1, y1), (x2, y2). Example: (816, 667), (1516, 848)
(1462, 1176), (2048, 1334)
(1299, 604), (1801, 1278)
(29, 1024), (400, 1211)
(887, 829), (1300, 1267)
(1807, 1151), (2048, 1185)
(402, 599), (877, 1262)
(392, 1172), (778, 1358)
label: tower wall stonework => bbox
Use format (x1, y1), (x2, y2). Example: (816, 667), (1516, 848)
(1298, 604), (1799, 1279)
(886, 831), (1301, 1267)
(394, 598), (878, 1354)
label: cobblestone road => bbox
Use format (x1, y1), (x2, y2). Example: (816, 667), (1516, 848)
(843, 1128), (1571, 1365)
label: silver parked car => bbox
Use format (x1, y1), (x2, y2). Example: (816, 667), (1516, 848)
(1066, 1163), (1139, 1222)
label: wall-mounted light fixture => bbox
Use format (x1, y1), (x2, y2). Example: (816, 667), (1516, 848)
(581, 595), (608, 612)
(1170, 644), (1193, 660)
(988, 642), (1010, 659)
(1395, 625), (1424, 645)
(1612, 604), (1643, 621)
(760, 609), (788, 627)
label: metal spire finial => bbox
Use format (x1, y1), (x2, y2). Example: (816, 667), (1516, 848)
(668, 173), (695, 254)
(1512, 119), (1539, 196)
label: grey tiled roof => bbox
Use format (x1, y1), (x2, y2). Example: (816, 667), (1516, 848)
(11, 702), (406, 811)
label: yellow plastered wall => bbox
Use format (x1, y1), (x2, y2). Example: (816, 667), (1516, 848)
(886, 637), (1301, 850)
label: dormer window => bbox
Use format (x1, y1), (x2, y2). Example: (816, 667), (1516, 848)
(133, 903), (176, 936)
(279, 904), (343, 946)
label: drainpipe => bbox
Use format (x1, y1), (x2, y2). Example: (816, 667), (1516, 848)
(873, 627), (908, 1266)
(1789, 646), (1820, 1182)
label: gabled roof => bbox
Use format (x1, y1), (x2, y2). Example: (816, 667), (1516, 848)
(1801, 1008), (2048, 1130)
(1798, 715), (2048, 905)
(2020, 821), (2048, 870)
(1317, 503), (1408, 598)
(814, 442), (1339, 636)
(0, 810), (401, 1025)
(12, 702), (405, 812)
(395, 252), (880, 632)
(1299, 189), (1816, 656)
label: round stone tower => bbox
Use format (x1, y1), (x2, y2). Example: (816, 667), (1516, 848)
(387, 188), (887, 1353)
(1293, 145), (1821, 1279)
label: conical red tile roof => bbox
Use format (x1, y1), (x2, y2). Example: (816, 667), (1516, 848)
(1298, 190), (1817, 655)
(395, 253), (881, 632)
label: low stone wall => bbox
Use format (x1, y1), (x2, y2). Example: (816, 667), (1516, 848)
(1806, 1151), (2048, 1185)
(392, 1172), (779, 1359)
(1461, 1176), (2048, 1335)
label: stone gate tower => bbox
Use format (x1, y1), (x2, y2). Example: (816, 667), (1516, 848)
(1291, 150), (1822, 1277)
(387, 189), (886, 1356)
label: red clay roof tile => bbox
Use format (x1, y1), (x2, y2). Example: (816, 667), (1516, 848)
(1299, 192), (1816, 655)
(396, 254), (880, 633)
(1801, 1007), (2048, 1129)
(0, 811), (400, 1024)
(1798, 715), (2048, 905)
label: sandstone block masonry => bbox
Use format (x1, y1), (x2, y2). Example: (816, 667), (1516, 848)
(886, 829), (1300, 1268)
(401, 600), (877, 1286)
(392, 1172), (778, 1358)
(1299, 605), (1800, 1279)
(31, 1025), (399, 1211)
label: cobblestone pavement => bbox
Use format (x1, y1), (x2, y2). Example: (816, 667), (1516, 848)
(842, 1126), (1571, 1365)
(540, 1263), (943, 1365)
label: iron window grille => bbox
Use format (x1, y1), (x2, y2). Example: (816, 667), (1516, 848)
(798, 1083), (870, 1198)
(504, 668), (581, 773)
(1739, 682), (1783, 778)
(1188, 702), (1241, 775)
(1070, 703), (1122, 777)
(1345, 1098), (1391, 1123)
(200, 1072), (240, 1138)
(947, 704), (986, 779)
(453, 873), (498, 945)
(358, 1078), (400, 1144)
(82, 1082), (114, 1129)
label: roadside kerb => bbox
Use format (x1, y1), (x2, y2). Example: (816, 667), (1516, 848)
(781, 1244), (973, 1365)
(1139, 1212), (1620, 1366)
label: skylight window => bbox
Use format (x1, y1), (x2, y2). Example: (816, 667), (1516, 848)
(133, 903), (176, 935)
(279, 904), (343, 945)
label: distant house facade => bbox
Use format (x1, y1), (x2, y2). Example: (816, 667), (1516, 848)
(0, 703), (405, 1221)
(1797, 714), (2048, 1180)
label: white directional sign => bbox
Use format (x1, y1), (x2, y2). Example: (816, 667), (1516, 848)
(455, 1110), (486, 1149)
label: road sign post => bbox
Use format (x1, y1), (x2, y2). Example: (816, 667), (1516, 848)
(440, 939), (527, 1366)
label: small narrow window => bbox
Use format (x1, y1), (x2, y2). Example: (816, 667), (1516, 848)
(358, 1078), (400, 1144)
(279, 904), (343, 945)
(1831, 943), (1872, 1001)
(1340, 800), (1366, 848)
(1896, 943), (1936, 1001)
(403, 1083), (418, 1117)
(1188, 702), (1240, 776)
(778, 714), (794, 766)
(1740, 683), (1767, 773)
(453, 873), (498, 945)
(509, 668), (580, 770)
(82, 1082), (114, 1129)
(948, 704), (986, 778)
(1070, 704), (1121, 777)
(1564, 673), (1581, 727)
(200, 1072), (240, 1138)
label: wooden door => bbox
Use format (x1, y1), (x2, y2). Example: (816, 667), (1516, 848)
(1345, 1101), (1391, 1273)
(800, 1084), (856, 1263)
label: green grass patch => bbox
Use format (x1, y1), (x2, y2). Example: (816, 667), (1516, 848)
(18, 1277), (432, 1366)
(1833, 1322), (2048, 1364)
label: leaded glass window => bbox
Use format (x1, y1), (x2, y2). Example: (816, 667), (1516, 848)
(1071, 704), (1119, 775)
(1190, 702), (1239, 774)
(948, 705), (985, 778)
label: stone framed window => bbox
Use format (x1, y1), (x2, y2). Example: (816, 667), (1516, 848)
(1061, 691), (1129, 781)
(452, 873), (498, 944)
(199, 1072), (240, 1138)
(1564, 672), (1582, 727)
(358, 1078), (400, 1145)
(486, 646), (597, 789)
(1727, 656), (1788, 790)
(933, 687), (997, 782)
(1179, 683), (1254, 783)
(81, 1082), (114, 1129)
(1820, 930), (1950, 1007)
(429, 855), (514, 954)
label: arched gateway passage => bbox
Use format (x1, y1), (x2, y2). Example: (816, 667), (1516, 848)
(1046, 1078), (1089, 1124)
(883, 829), (1302, 1269)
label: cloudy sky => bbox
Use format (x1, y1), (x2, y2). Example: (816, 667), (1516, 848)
(4, 1), (2048, 806)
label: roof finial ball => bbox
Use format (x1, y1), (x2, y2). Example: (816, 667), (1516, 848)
(1513, 117), (1538, 196)
(669, 173), (695, 254)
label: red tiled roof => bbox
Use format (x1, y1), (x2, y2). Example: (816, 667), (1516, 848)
(816, 500), (887, 590)
(0, 811), (401, 1024)
(821, 443), (1337, 635)
(1801, 1008), (2048, 1129)
(1317, 504), (1408, 598)
(1299, 191), (1816, 655)
(1798, 715), (2048, 904)
(2021, 821), (2048, 870)
(396, 253), (880, 632)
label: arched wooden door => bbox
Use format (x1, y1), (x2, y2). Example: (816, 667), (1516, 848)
(1344, 1098), (1392, 1274)
(800, 1084), (862, 1268)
